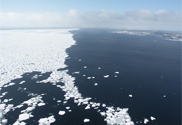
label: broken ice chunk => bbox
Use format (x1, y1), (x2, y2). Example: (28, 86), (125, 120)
(144, 118), (149, 124)
(94, 83), (98, 86)
(104, 75), (109, 78)
(84, 118), (90, 123)
(129, 95), (132, 97)
(19, 113), (30, 121)
(150, 116), (156, 120)
(58, 111), (65, 115)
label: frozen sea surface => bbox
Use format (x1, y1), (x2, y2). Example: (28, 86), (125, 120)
(0, 28), (181, 125)
(0, 29), (136, 125)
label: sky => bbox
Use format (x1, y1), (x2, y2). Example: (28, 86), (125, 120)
(0, 0), (181, 31)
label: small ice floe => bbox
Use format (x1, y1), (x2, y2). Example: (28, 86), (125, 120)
(58, 111), (66, 115)
(19, 81), (25, 84)
(100, 112), (106, 116)
(63, 101), (67, 104)
(163, 95), (166, 97)
(102, 104), (106, 107)
(37, 102), (45, 107)
(114, 75), (117, 77)
(150, 116), (156, 120)
(84, 66), (87, 68)
(98, 67), (101, 69)
(87, 77), (91, 79)
(79, 59), (81, 61)
(8, 82), (15, 86)
(9, 98), (13, 101)
(31, 74), (38, 80)
(129, 95), (133, 97)
(85, 105), (90, 110)
(2, 119), (8, 124)
(115, 72), (119, 74)
(144, 118), (149, 124)
(73, 71), (80, 74)
(94, 83), (98, 86)
(91, 103), (97, 108)
(104, 75), (109, 78)
(19, 113), (30, 121)
(57, 100), (61, 103)
(38, 116), (56, 125)
(92, 77), (95, 79)
(3, 83), (15, 88)
(83, 74), (86, 76)
(16, 104), (24, 109)
(3, 99), (9, 103)
(66, 107), (70, 110)
(84, 118), (90, 123)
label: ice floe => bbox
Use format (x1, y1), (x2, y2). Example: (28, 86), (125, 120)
(103, 107), (134, 125)
(84, 118), (90, 123)
(58, 111), (66, 115)
(37, 102), (45, 107)
(144, 118), (149, 124)
(19, 113), (30, 121)
(150, 116), (156, 120)
(94, 83), (98, 86)
(129, 95), (133, 97)
(104, 75), (109, 78)
(38, 115), (56, 125)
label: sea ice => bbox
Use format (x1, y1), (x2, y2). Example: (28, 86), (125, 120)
(104, 75), (109, 78)
(102, 104), (106, 107)
(66, 107), (70, 109)
(87, 77), (91, 79)
(85, 105), (90, 110)
(58, 111), (66, 115)
(150, 116), (156, 120)
(129, 95), (133, 97)
(94, 83), (98, 86)
(144, 118), (149, 124)
(38, 102), (45, 107)
(19, 113), (30, 121)
(38, 115), (56, 125)
(84, 118), (90, 123)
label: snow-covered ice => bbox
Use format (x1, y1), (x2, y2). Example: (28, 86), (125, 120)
(129, 95), (133, 97)
(144, 118), (149, 124)
(150, 116), (156, 120)
(58, 111), (66, 115)
(83, 118), (90, 123)
(104, 75), (109, 78)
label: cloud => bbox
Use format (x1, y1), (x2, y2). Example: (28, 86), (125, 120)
(0, 9), (181, 31)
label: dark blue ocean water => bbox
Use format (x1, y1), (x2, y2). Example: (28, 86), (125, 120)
(1, 29), (181, 125)
(66, 29), (181, 125)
